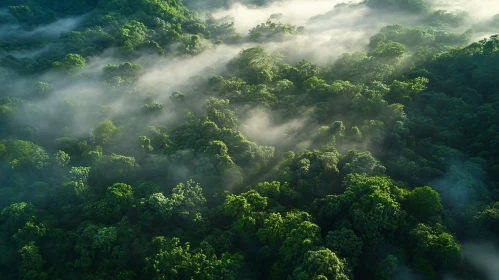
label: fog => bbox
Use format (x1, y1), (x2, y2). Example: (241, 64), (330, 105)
(462, 243), (499, 280)
(3, 0), (498, 148)
(434, 0), (499, 19)
(0, 14), (87, 40)
(4, 0), (497, 150)
(241, 107), (312, 148)
(26, 15), (88, 38)
(210, 0), (398, 63)
(202, 0), (499, 65)
(211, 0), (352, 34)
(137, 44), (245, 92)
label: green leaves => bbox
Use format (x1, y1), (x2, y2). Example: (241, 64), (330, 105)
(339, 150), (386, 177)
(228, 47), (278, 84)
(406, 186), (443, 221)
(52, 150), (70, 167)
(116, 20), (150, 52)
(146, 236), (243, 280)
(53, 54), (86, 74)
(18, 242), (47, 280)
(92, 226), (118, 254)
(146, 180), (206, 228)
(386, 77), (429, 104)
(292, 249), (349, 280)
(279, 221), (321, 264)
(248, 19), (303, 43)
(89, 154), (139, 188)
(93, 120), (122, 146)
(170, 179), (207, 220)
(325, 228), (363, 268)
(369, 41), (406, 64)
(0, 202), (37, 234)
(204, 97), (239, 129)
(225, 189), (267, 213)
(222, 190), (267, 235)
(409, 223), (462, 275)
(0, 140), (50, 170)
(106, 183), (134, 209)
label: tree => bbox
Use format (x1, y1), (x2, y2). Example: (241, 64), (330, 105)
(93, 120), (122, 146)
(279, 221), (321, 264)
(204, 97), (239, 129)
(146, 236), (243, 280)
(220, 190), (268, 237)
(406, 186), (443, 221)
(257, 212), (285, 245)
(73, 219), (139, 275)
(205, 140), (236, 170)
(0, 140), (50, 170)
(326, 228), (363, 268)
(169, 179), (207, 221)
(105, 183), (134, 211)
(103, 62), (143, 83)
(369, 41), (406, 64)
(18, 242), (47, 280)
(386, 77), (429, 104)
(0, 202), (37, 235)
(409, 223), (462, 276)
(53, 53), (86, 73)
(340, 174), (404, 249)
(248, 19), (302, 43)
(255, 181), (281, 199)
(227, 47), (277, 84)
(52, 150), (70, 167)
(339, 150), (386, 177)
(328, 51), (394, 83)
(35, 82), (51, 96)
(292, 248), (349, 280)
(476, 202), (499, 235)
(170, 91), (185, 104)
(115, 20), (150, 53)
(89, 154), (140, 188)
(148, 192), (174, 219)
(377, 254), (398, 280)
(64, 166), (91, 198)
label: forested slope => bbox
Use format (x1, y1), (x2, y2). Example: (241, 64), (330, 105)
(0, 0), (498, 279)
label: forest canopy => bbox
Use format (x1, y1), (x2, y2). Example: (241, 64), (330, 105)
(0, 0), (499, 279)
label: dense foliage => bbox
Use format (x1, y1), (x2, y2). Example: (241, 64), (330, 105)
(1, 0), (498, 279)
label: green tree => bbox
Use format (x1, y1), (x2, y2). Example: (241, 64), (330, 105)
(341, 174), (404, 249)
(409, 223), (462, 276)
(93, 120), (122, 146)
(169, 179), (207, 221)
(339, 150), (386, 176)
(228, 47), (277, 84)
(146, 236), (243, 280)
(105, 183), (134, 210)
(378, 254), (398, 280)
(89, 154), (140, 188)
(386, 77), (429, 104)
(53, 53), (86, 73)
(204, 97), (239, 129)
(0, 140), (50, 170)
(52, 150), (70, 167)
(406, 186), (443, 221)
(279, 221), (321, 264)
(18, 242), (47, 280)
(326, 228), (363, 267)
(292, 248), (349, 280)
